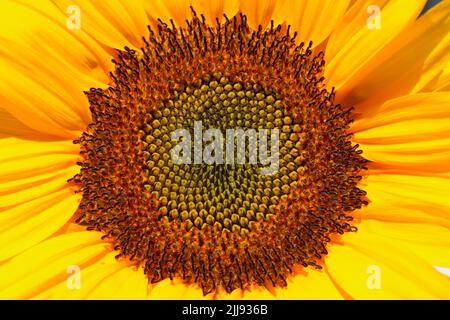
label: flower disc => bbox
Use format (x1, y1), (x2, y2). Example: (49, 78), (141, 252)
(73, 10), (368, 295)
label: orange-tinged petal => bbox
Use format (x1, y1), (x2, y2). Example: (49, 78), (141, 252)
(7, 0), (111, 78)
(239, 0), (278, 30)
(355, 119), (450, 145)
(0, 0), (111, 139)
(52, 0), (149, 50)
(144, 0), (191, 27)
(0, 108), (50, 140)
(352, 93), (450, 133)
(360, 138), (450, 175)
(325, 0), (426, 94)
(0, 60), (86, 139)
(332, 0), (450, 114)
(325, 0), (387, 61)
(271, 0), (352, 46)
(190, 0), (240, 25)
(353, 95), (450, 145)
(411, 30), (450, 93)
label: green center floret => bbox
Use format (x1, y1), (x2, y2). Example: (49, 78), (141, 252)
(143, 73), (304, 233)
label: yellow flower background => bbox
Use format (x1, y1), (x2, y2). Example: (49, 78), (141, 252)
(0, 0), (449, 299)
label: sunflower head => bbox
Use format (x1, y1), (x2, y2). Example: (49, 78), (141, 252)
(72, 9), (368, 295)
(2, 0), (448, 301)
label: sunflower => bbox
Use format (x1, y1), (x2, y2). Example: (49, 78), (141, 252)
(0, 0), (449, 300)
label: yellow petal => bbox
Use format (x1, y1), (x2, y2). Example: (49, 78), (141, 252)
(357, 220), (450, 267)
(0, 230), (108, 299)
(331, 0), (450, 113)
(356, 199), (450, 229)
(0, 137), (79, 184)
(34, 251), (148, 300)
(0, 137), (81, 261)
(352, 93), (450, 145)
(325, 0), (426, 94)
(86, 264), (149, 299)
(0, 189), (80, 262)
(271, 0), (352, 46)
(240, 269), (343, 300)
(148, 278), (206, 300)
(148, 263), (343, 299)
(0, 0), (110, 139)
(33, 253), (121, 299)
(54, 222), (88, 236)
(355, 174), (450, 227)
(326, 223), (450, 299)
(0, 166), (78, 208)
(351, 93), (450, 174)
